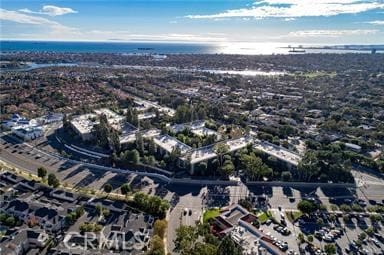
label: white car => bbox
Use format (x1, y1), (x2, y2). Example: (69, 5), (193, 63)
(323, 234), (333, 242)
(371, 238), (380, 246)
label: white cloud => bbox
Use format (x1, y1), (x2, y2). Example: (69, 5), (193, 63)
(186, 0), (384, 19)
(288, 29), (378, 37)
(0, 8), (76, 34)
(365, 20), (384, 25)
(18, 5), (77, 16)
(1, 8), (225, 42)
(1, 8), (60, 25)
(41, 5), (77, 16)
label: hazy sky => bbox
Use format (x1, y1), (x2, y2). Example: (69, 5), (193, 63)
(1, 0), (384, 44)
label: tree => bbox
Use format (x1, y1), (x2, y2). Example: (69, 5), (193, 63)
(154, 219), (167, 239)
(96, 204), (110, 217)
(124, 149), (140, 164)
(133, 192), (170, 218)
(214, 143), (230, 167)
(297, 200), (318, 214)
(324, 244), (336, 254)
(170, 147), (182, 165)
(47, 173), (60, 188)
(297, 151), (320, 182)
(126, 106), (138, 126)
(217, 235), (241, 255)
(103, 183), (113, 193)
(358, 232), (367, 241)
(37, 166), (47, 179)
(174, 225), (198, 254)
(241, 152), (272, 181)
(197, 162), (207, 175)
(220, 160), (235, 178)
(148, 155), (156, 166)
(109, 129), (121, 152)
(339, 204), (351, 212)
(5, 216), (16, 227)
(79, 222), (102, 233)
(136, 132), (145, 155)
(93, 114), (110, 148)
(62, 113), (70, 130)
(365, 227), (375, 236)
(147, 235), (165, 255)
(307, 235), (314, 243)
(297, 232), (305, 243)
(148, 139), (156, 155)
(174, 104), (192, 124)
(131, 149), (140, 164)
(281, 171), (292, 182)
(120, 183), (131, 195)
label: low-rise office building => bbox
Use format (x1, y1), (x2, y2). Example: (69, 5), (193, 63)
(1, 114), (31, 130)
(253, 140), (301, 170)
(11, 125), (44, 141)
(70, 113), (98, 141)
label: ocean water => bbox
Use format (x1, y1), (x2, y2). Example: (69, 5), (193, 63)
(0, 41), (218, 54)
(0, 40), (382, 55)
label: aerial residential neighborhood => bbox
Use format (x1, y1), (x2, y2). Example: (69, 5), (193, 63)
(1, 51), (383, 255)
(1, 0), (384, 254)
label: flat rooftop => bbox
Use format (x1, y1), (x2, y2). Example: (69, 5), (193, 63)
(191, 127), (220, 138)
(70, 113), (98, 134)
(225, 136), (253, 152)
(253, 140), (302, 166)
(153, 134), (191, 154)
(119, 129), (161, 144)
(169, 120), (215, 136)
(134, 98), (175, 117)
(138, 112), (156, 120)
(94, 108), (125, 131)
(186, 136), (253, 164)
(188, 145), (217, 164)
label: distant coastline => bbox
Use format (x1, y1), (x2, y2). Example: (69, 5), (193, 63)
(1, 40), (383, 55)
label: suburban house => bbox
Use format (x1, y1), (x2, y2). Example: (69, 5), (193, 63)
(0, 229), (49, 255)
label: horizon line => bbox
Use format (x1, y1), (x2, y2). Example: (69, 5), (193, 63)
(1, 39), (384, 47)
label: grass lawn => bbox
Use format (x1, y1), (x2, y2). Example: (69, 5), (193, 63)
(203, 208), (220, 223)
(286, 210), (303, 222)
(257, 211), (271, 223)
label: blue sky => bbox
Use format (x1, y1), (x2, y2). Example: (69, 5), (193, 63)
(1, 0), (384, 44)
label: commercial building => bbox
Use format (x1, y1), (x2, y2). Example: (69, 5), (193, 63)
(1, 114), (30, 129)
(153, 134), (192, 155)
(138, 112), (156, 120)
(186, 136), (253, 174)
(94, 108), (125, 131)
(253, 140), (301, 169)
(11, 125), (44, 141)
(119, 128), (161, 145)
(70, 109), (136, 142)
(70, 113), (98, 141)
(134, 98), (175, 117)
(211, 204), (284, 255)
